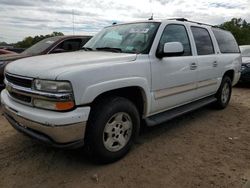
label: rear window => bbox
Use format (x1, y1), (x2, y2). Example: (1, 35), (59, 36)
(212, 28), (240, 53)
(191, 27), (214, 55)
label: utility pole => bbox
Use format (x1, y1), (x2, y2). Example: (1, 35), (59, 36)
(72, 9), (75, 35)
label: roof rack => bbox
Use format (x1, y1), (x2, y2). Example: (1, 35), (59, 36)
(168, 18), (214, 27)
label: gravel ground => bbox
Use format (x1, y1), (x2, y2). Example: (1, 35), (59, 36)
(0, 84), (250, 188)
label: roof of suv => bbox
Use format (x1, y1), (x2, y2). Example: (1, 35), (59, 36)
(109, 18), (215, 28)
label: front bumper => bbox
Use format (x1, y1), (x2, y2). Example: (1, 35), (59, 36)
(1, 89), (91, 148)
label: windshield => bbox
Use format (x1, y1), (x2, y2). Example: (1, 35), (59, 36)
(84, 22), (160, 54)
(22, 36), (62, 55)
(240, 46), (250, 57)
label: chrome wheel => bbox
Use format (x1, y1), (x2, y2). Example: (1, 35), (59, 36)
(221, 83), (230, 104)
(103, 112), (133, 152)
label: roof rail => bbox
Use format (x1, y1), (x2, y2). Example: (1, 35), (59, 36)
(168, 18), (214, 27)
(168, 18), (188, 22)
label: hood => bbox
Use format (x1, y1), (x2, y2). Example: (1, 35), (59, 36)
(242, 57), (250, 64)
(0, 53), (30, 62)
(5, 51), (137, 79)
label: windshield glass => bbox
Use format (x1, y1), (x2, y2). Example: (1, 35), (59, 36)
(84, 22), (160, 54)
(240, 46), (250, 57)
(22, 36), (61, 55)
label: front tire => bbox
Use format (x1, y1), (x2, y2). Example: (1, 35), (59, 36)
(86, 96), (140, 163)
(214, 76), (232, 109)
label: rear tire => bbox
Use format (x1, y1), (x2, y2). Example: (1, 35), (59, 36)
(214, 76), (232, 109)
(85, 96), (140, 163)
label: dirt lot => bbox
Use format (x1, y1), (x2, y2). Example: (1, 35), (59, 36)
(0, 84), (250, 188)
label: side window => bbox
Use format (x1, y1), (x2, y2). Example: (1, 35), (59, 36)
(81, 37), (91, 46)
(51, 39), (82, 53)
(61, 39), (82, 51)
(191, 27), (215, 55)
(158, 24), (192, 56)
(212, 28), (240, 53)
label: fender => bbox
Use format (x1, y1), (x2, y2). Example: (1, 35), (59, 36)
(80, 77), (151, 116)
(224, 56), (242, 85)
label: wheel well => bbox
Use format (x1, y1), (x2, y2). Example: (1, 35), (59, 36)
(91, 87), (146, 117)
(223, 70), (234, 82)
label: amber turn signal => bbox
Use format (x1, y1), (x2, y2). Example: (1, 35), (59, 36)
(55, 101), (75, 111)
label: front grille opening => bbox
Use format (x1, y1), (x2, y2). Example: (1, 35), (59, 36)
(9, 92), (32, 103)
(6, 74), (32, 88)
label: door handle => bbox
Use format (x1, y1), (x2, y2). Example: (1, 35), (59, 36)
(190, 63), (197, 70)
(213, 61), (218, 67)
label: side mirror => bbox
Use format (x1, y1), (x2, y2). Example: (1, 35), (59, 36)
(157, 42), (184, 58)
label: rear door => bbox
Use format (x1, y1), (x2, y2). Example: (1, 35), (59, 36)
(191, 26), (219, 98)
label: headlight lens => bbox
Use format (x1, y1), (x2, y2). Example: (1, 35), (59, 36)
(33, 79), (74, 111)
(34, 79), (72, 93)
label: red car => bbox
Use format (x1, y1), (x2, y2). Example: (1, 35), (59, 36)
(0, 49), (17, 55)
(0, 35), (92, 89)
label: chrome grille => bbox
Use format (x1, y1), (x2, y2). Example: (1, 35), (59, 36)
(9, 92), (32, 103)
(5, 73), (33, 104)
(5, 73), (33, 88)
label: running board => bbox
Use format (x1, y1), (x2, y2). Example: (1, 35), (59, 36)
(145, 96), (217, 127)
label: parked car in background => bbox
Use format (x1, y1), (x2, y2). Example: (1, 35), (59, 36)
(0, 49), (17, 55)
(6, 48), (26, 53)
(240, 45), (250, 82)
(0, 35), (92, 89)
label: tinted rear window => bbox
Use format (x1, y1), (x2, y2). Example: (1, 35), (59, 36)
(212, 28), (240, 53)
(191, 27), (214, 55)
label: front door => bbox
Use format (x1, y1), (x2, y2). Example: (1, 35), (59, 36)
(150, 24), (197, 114)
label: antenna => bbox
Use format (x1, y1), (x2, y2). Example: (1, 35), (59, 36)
(149, 0), (154, 20)
(72, 9), (75, 35)
(149, 13), (154, 20)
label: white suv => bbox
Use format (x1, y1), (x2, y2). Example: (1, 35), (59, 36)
(1, 18), (241, 163)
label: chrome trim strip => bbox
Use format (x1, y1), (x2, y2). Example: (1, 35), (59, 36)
(154, 82), (196, 99)
(5, 80), (73, 101)
(197, 79), (218, 88)
(154, 79), (218, 99)
(5, 72), (34, 80)
(148, 93), (216, 117)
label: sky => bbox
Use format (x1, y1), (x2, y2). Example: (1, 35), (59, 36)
(0, 0), (249, 43)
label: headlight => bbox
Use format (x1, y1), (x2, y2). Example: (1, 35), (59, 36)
(34, 79), (72, 93)
(33, 79), (74, 111)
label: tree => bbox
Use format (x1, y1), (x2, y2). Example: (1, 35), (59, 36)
(15, 32), (64, 48)
(219, 18), (250, 45)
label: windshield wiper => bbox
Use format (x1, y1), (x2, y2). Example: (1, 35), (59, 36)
(82, 47), (93, 51)
(96, 47), (122, 53)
